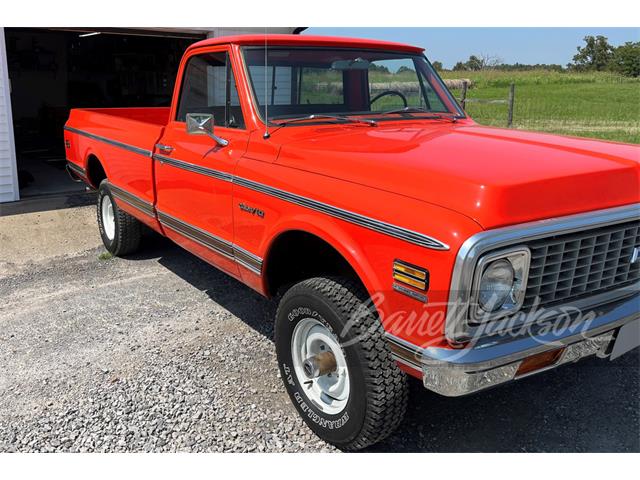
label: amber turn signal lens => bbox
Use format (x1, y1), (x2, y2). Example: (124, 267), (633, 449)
(393, 272), (426, 290)
(393, 262), (427, 280)
(393, 260), (429, 290)
(516, 348), (565, 377)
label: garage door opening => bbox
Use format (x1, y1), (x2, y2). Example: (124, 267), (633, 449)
(4, 28), (200, 198)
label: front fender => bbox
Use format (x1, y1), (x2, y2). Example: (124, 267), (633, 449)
(261, 213), (383, 298)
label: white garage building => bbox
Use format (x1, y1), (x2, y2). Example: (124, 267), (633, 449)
(0, 27), (301, 204)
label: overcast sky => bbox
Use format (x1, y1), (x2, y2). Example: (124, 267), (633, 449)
(304, 28), (640, 68)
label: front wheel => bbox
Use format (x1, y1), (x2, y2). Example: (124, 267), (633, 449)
(97, 180), (142, 256)
(275, 277), (408, 451)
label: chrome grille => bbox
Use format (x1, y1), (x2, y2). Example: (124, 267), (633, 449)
(522, 220), (640, 309)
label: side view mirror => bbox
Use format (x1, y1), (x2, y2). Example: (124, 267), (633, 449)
(185, 113), (229, 147)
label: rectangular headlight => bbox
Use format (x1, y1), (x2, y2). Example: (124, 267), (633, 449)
(469, 247), (531, 323)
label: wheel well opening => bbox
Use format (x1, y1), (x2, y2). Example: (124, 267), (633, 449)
(86, 155), (106, 188)
(264, 230), (364, 297)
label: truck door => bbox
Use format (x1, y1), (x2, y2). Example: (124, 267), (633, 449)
(154, 48), (249, 277)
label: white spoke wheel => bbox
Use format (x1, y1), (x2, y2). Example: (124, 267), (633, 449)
(291, 318), (350, 415)
(101, 195), (116, 240)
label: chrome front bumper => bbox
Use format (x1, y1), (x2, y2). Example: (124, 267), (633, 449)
(388, 293), (640, 397)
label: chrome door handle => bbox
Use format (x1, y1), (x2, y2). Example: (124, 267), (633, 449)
(156, 144), (174, 153)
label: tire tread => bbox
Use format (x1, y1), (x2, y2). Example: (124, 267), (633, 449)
(97, 180), (142, 256)
(278, 276), (408, 451)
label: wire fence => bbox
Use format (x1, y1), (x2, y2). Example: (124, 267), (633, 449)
(447, 78), (640, 144)
(458, 81), (515, 127)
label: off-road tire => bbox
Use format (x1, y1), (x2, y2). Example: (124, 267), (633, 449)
(97, 180), (142, 256)
(275, 276), (408, 451)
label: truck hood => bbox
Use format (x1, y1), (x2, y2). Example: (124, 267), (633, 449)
(275, 122), (640, 229)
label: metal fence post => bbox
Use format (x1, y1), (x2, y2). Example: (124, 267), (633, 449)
(460, 81), (468, 110)
(507, 82), (515, 127)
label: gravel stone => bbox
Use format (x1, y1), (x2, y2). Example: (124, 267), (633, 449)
(0, 238), (337, 452)
(0, 226), (638, 452)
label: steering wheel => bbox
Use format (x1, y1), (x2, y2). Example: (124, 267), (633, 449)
(369, 90), (408, 109)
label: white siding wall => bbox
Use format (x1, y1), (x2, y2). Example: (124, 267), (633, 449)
(249, 66), (292, 105)
(0, 28), (19, 203)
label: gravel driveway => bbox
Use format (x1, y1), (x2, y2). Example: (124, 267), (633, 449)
(0, 206), (638, 452)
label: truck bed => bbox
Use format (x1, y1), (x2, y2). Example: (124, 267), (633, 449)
(64, 107), (171, 225)
(65, 107), (169, 154)
(75, 107), (171, 126)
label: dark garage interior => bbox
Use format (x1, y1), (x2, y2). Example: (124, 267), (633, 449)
(4, 28), (200, 197)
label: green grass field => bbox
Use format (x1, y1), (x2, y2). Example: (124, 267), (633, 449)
(289, 68), (639, 144)
(440, 70), (640, 144)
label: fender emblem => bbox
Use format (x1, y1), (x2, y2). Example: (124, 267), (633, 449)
(239, 203), (265, 218)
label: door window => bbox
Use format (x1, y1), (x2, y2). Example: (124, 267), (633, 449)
(176, 52), (245, 128)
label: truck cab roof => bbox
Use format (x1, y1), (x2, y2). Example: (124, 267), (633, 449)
(186, 34), (425, 54)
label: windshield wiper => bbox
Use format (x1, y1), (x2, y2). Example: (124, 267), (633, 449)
(378, 107), (459, 122)
(272, 114), (377, 127)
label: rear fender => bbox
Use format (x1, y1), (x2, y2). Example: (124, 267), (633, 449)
(83, 145), (110, 186)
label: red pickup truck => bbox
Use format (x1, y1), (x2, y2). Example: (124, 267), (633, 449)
(64, 34), (640, 450)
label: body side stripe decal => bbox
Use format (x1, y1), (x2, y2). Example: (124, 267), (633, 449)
(68, 127), (449, 250)
(156, 209), (263, 276)
(109, 183), (156, 217)
(157, 155), (449, 250)
(232, 176), (449, 250)
(154, 154), (234, 182)
(157, 210), (234, 257)
(64, 126), (152, 158)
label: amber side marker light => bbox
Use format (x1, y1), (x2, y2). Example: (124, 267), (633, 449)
(516, 348), (565, 377)
(393, 260), (429, 291)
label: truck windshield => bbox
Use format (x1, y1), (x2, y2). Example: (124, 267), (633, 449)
(242, 47), (465, 124)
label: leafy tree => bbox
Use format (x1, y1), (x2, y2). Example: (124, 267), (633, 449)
(431, 61), (443, 71)
(452, 61), (466, 71)
(397, 65), (416, 74)
(451, 54), (503, 71)
(493, 63), (564, 72)
(570, 35), (614, 71)
(608, 41), (640, 77)
(466, 55), (484, 71)
(369, 64), (391, 74)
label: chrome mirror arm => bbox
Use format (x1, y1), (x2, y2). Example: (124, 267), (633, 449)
(198, 126), (229, 147)
(186, 113), (229, 147)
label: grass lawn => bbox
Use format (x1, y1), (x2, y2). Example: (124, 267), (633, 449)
(279, 68), (639, 144)
(440, 70), (640, 144)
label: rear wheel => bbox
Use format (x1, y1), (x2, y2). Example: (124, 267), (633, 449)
(97, 180), (142, 256)
(275, 276), (408, 451)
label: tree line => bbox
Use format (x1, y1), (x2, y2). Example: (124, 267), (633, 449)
(435, 36), (639, 77)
